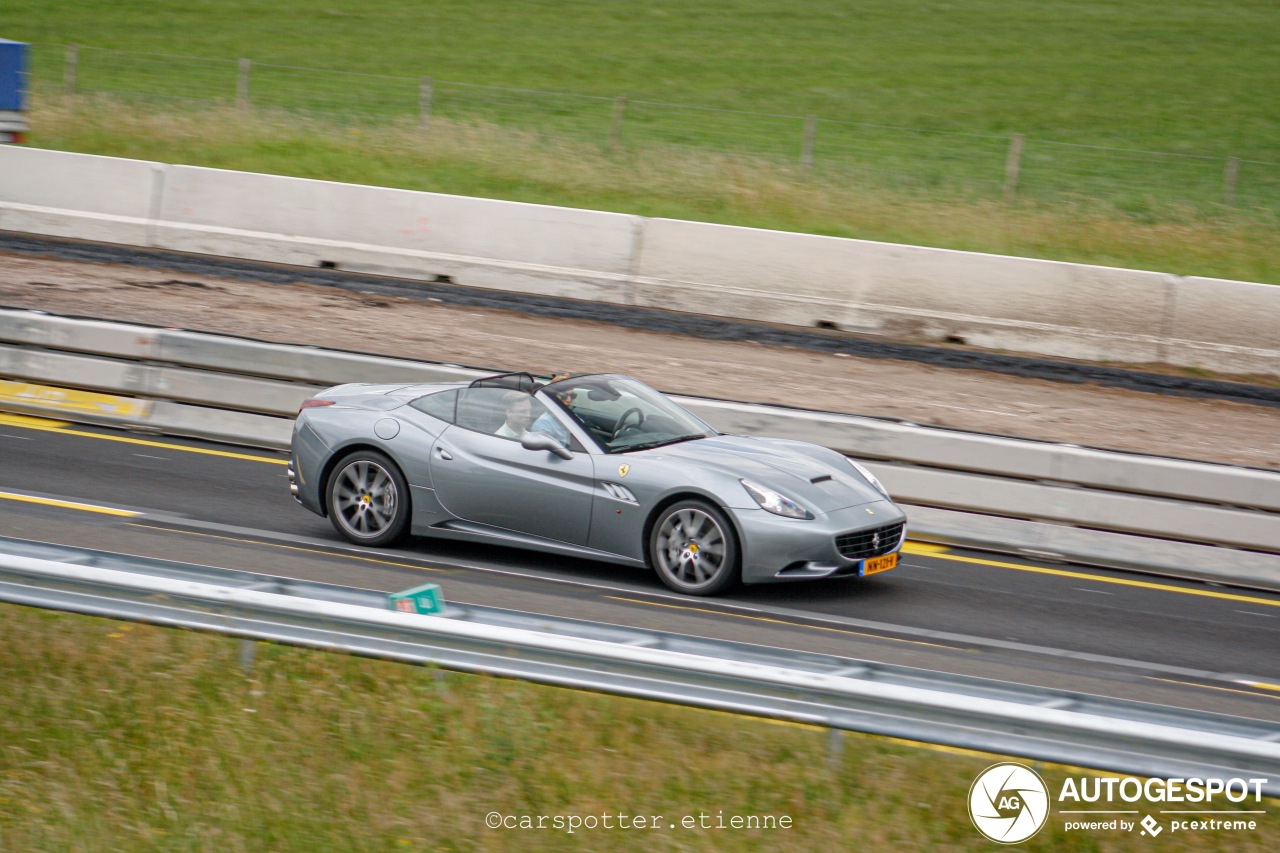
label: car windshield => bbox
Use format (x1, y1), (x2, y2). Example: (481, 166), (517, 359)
(542, 375), (717, 453)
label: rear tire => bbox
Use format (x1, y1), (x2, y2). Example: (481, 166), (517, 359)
(648, 499), (739, 596)
(326, 449), (410, 547)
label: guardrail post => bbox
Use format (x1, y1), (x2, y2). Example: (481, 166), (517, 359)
(239, 638), (256, 674)
(64, 44), (79, 95)
(610, 96), (627, 149)
(419, 76), (434, 132)
(237, 58), (251, 109)
(801, 115), (817, 170)
(1223, 157), (1240, 206)
(1003, 133), (1025, 201)
(826, 727), (843, 770)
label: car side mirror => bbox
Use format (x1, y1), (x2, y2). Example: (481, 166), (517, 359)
(521, 430), (574, 460)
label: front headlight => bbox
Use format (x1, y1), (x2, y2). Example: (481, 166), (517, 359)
(741, 479), (814, 520)
(846, 458), (889, 497)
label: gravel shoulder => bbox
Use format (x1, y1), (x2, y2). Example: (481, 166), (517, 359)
(2, 249), (1276, 470)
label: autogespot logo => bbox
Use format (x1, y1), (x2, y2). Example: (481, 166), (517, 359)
(969, 762), (1051, 844)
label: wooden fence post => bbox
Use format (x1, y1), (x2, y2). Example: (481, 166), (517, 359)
(237, 58), (251, 109)
(610, 96), (627, 148)
(64, 44), (79, 95)
(1003, 133), (1025, 201)
(419, 77), (434, 131)
(1223, 157), (1240, 206)
(801, 115), (817, 170)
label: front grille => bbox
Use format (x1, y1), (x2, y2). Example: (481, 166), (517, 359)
(836, 522), (903, 560)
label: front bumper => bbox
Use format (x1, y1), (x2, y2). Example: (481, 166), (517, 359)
(732, 500), (907, 584)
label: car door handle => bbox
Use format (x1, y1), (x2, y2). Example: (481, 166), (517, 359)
(436, 447), (454, 461)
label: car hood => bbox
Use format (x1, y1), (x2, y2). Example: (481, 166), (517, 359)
(640, 435), (885, 512)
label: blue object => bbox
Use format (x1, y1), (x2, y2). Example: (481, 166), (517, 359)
(0, 40), (29, 112)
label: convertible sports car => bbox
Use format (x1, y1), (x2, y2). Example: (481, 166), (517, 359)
(289, 372), (906, 595)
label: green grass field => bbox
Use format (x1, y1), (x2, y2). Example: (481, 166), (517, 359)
(2, 603), (1275, 851)
(9, 1), (1279, 157)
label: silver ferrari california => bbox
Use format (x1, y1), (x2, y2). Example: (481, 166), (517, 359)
(289, 372), (905, 595)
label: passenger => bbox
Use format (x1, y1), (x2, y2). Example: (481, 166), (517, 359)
(529, 375), (574, 445)
(495, 391), (533, 439)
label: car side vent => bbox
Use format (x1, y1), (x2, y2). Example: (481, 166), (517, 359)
(601, 482), (638, 503)
(810, 475), (832, 484)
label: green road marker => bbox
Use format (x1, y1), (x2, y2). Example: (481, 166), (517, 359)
(388, 582), (444, 615)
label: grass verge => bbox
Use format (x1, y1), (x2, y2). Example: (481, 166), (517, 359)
(0, 602), (1274, 851)
(28, 95), (1280, 286)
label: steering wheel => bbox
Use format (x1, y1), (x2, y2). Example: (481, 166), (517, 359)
(611, 407), (645, 440)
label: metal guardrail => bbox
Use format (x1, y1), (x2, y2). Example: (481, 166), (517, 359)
(2, 307), (1279, 588)
(0, 538), (1277, 792)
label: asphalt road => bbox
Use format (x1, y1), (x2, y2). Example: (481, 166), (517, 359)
(2, 411), (1278, 722)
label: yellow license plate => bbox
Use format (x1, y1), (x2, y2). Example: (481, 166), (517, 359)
(862, 552), (898, 576)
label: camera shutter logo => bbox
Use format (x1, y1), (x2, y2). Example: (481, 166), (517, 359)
(968, 762), (1050, 844)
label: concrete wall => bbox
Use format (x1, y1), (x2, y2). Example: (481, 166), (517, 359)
(2, 147), (1277, 375)
(0, 146), (160, 245)
(633, 219), (1177, 364)
(153, 165), (642, 302)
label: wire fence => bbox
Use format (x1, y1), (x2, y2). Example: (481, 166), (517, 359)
(28, 44), (1280, 215)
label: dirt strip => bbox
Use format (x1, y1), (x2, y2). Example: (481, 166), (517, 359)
(1, 249), (1276, 470)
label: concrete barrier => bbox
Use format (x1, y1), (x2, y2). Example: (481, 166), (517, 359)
(156, 330), (486, 386)
(152, 165), (642, 303)
(1169, 276), (1280, 375)
(633, 218), (1177, 363)
(872, 465), (1280, 553)
(0, 311), (164, 359)
(0, 344), (321, 416)
(0, 146), (160, 245)
(0, 309), (490, 385)
(901, 506), (1280, 593)
(686, 397), (1280, 512)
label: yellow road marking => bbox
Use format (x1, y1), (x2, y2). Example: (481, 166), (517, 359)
(0, 413), (71, 428)
(126, 524), (451, 574)
(1146, 676), (1280, 701)
(922, 550), (1280, 609)
(604, 595), (961, 650)
(0, 490), (140, 517)
(0, 381), (150, 418)
(902, 541), (950, 555)
(1240, 681), (1280, 694)
(0, 413), (284, 464)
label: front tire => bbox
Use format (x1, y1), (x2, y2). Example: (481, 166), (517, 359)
(649, 499), (739, 595)
(326, 450), (410, 547)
